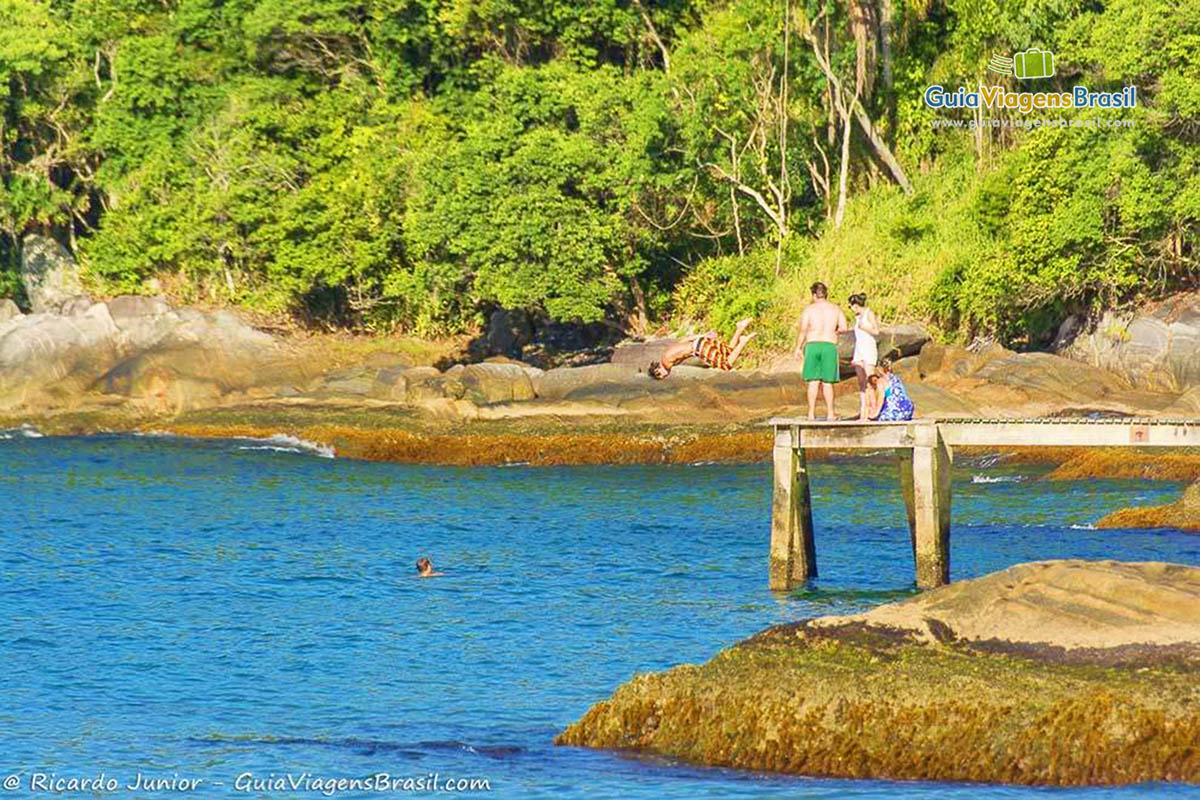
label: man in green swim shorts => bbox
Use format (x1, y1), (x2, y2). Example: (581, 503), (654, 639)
(794, 281), (849, 420)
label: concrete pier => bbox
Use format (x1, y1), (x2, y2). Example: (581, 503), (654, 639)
(768, 417), (1200, 591)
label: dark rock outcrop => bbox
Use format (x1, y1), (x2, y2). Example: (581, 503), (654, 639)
(837, 323), (930, 363)
(20, 234), (90, 314)
(610, 338), (696, 369)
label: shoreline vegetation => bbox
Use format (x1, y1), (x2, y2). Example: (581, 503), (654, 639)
(556, 561), (1200, 786)
(3, 0), (1196, 357)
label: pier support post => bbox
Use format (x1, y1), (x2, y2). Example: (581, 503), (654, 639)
(905, 425), (952, 589)
(770, 427), (816, 590)
(898, 450), (917, 566)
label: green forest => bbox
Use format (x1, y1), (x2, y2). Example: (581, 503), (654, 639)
(2, 0), (1197, 349)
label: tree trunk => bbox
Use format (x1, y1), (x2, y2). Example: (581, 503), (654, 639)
(628, 276), (648, 336)
(850, 99), (912, 193)
(805, 23), (912, 194)
(881, 0), (894, 91)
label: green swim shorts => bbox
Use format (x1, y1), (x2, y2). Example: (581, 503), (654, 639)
(802, 341), (839, 383)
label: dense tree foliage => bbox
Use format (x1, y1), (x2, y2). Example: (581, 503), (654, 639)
(1, 0), (1196, 344)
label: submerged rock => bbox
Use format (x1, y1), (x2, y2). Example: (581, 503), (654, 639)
(557, 560), (1200, 785)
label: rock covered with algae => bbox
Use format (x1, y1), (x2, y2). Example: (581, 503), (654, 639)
(556, 560), (1200, 785)
(1099, 480), (1200, 531)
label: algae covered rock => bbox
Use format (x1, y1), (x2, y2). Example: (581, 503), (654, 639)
(1098, 481), (1200, 532)
(557, 560), (1200, 786)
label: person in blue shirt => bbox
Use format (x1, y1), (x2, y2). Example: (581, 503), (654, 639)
(867, 356), (915, 421)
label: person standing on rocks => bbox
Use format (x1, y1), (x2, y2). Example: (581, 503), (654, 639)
(848, 293), (880, 420)
(794, 282), (848, 420)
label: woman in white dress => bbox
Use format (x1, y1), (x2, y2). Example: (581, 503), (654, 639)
(848, 293), (879, 421)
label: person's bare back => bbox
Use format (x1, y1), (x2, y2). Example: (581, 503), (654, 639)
(794, 282), (849, 421)
(799, 299), (847, 345)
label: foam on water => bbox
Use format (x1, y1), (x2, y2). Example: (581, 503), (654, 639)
(971, 474), (1027, 484)
(233, 434), (336, 458)
(0, 423), (43, 440)
(136, 429), (335, 458)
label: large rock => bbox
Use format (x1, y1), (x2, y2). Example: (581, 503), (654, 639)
(19, 234), (89, 314)
(0, 297), (282, 411)
(106, 294), (169, 325)
(1060, 293), (1200, 391)
(1166, 386), (1200, 416)
(0, 302), (121, 403)
(971, 351), (1130, 401)
(817, 560), (1200, 649)
(611, 338), (700, 369)
(0, 298), (21, 324)
(533, 364), (642, 400)
(558, 560), (1200, 786)
(404, 367), (461, 404)
(837, 323), (931, 364)
(459, 363), (535, 405)
(314, 365), (377, 396)
(368, 365), (412, 401)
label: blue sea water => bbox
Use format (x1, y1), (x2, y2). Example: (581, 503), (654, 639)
(1, 433), (1198, 799)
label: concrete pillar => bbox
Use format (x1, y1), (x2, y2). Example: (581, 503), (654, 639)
(898, 450), (917, 565)
(906, 425), (952, 589)
(769, 427), (816, 590)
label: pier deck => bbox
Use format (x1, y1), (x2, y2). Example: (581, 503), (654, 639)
(768, 418), (1200, 591)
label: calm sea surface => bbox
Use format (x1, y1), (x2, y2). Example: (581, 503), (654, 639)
(1, 433), (1198, 798)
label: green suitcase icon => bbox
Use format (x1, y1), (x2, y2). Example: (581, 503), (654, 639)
(1013, 49), (1054, 79)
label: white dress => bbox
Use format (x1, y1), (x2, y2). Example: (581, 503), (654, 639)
(852, 313), (878, 367)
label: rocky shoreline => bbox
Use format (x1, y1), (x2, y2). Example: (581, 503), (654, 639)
(556, 561), (1200, 786)
(3, 288), (1200, 522)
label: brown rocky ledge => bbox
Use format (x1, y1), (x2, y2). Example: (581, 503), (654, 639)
(4, 295), (1200, 478)
(1099, 481), (1200, 531)
(557, 561), (1200, 785)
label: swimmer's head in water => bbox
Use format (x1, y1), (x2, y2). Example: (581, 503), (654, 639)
(416, 557), (433, 575)
(648, 361), (668, 380)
